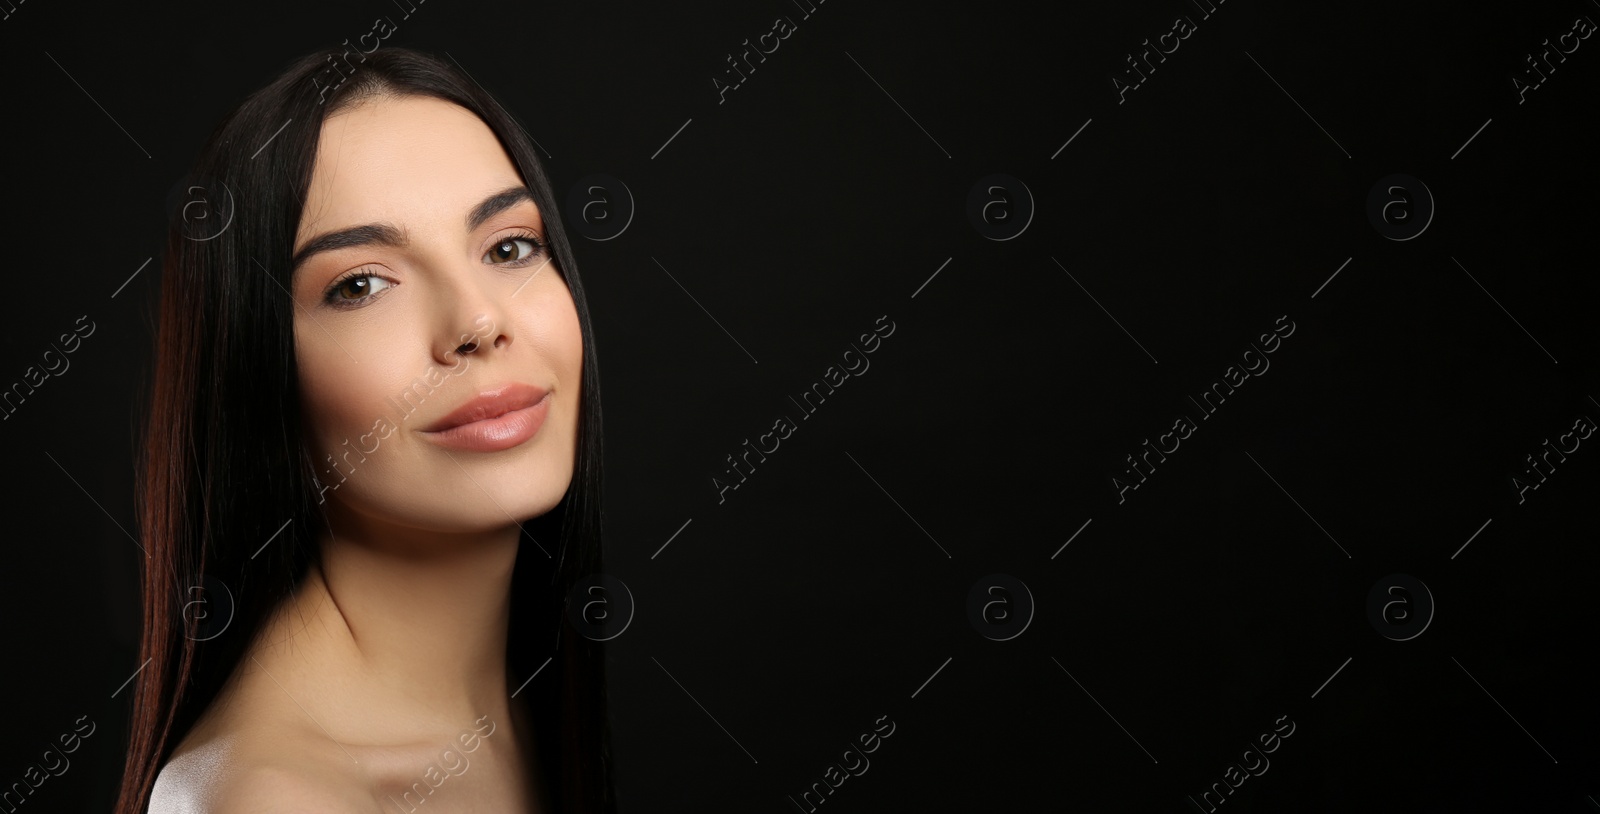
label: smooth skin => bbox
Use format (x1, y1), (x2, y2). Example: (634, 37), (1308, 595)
(148, 93), (584, 813)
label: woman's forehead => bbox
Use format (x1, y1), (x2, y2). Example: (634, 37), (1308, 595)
(297, 95), (526, 245)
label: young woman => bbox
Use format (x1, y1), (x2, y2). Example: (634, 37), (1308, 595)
(117, 46), (615, 812)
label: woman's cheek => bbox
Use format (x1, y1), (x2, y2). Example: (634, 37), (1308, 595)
(541, 285), (584, 381)
(296, 325), (397, 458)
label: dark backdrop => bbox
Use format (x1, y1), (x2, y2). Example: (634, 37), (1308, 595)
(1, 0), (1596, 811)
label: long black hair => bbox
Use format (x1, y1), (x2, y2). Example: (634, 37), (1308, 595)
(118, 45), (613, 813)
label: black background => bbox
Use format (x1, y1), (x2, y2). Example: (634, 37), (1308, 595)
(1, 0), (1597, 811)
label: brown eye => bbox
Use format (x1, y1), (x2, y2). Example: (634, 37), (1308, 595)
(485, 237), (539, 265)
(325, 273), (394, 306)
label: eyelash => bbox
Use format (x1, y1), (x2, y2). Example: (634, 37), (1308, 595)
(320, 230), (548, 310)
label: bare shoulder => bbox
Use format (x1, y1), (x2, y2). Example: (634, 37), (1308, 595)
(149, 724), (382, 814)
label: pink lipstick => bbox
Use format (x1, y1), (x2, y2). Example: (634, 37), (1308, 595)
(419, 383), (551, 452)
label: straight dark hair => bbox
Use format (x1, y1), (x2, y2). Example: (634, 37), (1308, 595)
(116, 46), (614, 812)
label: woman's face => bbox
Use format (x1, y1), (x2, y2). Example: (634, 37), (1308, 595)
(290, 94), (583, 535)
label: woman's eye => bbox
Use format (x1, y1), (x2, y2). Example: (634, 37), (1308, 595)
(327, 273), (394, 305)
(485, 236), (541, 265)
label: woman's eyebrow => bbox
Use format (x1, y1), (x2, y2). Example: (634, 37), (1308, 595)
(292, 185), (535, 274)
(467, 185), (534, 232)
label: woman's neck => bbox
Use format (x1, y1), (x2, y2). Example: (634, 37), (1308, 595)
(246, 507), (526, 742)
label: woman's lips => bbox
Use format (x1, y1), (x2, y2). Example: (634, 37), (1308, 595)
(419, 384), (551, 452)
